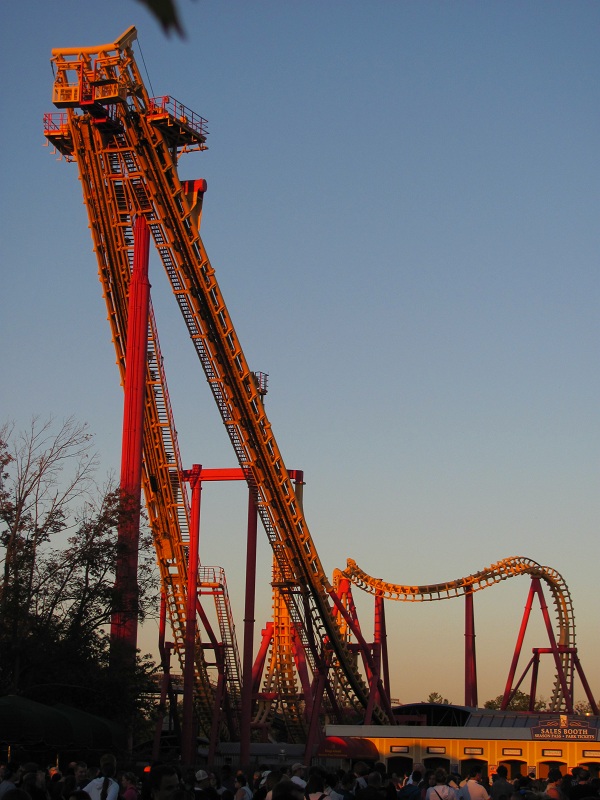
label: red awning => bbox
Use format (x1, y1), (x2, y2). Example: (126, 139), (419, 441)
(316, 735), (379, 760)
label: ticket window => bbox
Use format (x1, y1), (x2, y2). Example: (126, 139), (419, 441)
(424, 757), (451, 773)
(499, 761), (526, 780)
(387, 757), (413, 780)
(537, 762), (567, 780)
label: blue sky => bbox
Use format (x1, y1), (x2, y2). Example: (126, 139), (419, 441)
(0, 1), (598, 707)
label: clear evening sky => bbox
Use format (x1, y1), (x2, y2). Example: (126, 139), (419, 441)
(0, 1), (598, 706)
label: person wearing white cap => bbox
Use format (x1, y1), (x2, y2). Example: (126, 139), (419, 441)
(290, 766), (306, 791)
(195, 771), (219, 800)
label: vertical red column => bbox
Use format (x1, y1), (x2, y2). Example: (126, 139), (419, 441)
(240, 491), (258, 770)
(464, 587), (478, 707)
(181, 465), (202, 766)
(111, 215), (151, 665)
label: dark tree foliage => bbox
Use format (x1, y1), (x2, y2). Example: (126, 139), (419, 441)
(426, 692), (451, 705)
(136, 0), (185, 35)
(0, 418), (160, 731)
(484, 690), (548, 711)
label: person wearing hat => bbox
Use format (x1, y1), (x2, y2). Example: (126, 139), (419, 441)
(290, 766), (306, 791)
(195, 772), (219, 800)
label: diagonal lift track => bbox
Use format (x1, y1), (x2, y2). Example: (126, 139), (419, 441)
(45, 26), (390, 737)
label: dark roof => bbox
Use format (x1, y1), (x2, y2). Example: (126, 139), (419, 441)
(393, 703), (600, 729)
(466, 709), (600, 729)
(393, 703), (471, 726)
(0, 695), (125, 749)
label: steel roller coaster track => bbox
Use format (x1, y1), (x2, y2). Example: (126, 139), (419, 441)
(44, 26), (388, 741)
(43, 28), (595, 749)
(341, 556), (576, 712)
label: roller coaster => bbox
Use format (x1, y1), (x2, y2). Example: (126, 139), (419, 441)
(43, 27), (597, 762)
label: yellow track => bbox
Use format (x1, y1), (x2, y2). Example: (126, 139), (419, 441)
(45, 27), (389, 737)
(342, 556), (575, 711)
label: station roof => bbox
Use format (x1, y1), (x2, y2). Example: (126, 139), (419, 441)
(392, 702), (600, 729)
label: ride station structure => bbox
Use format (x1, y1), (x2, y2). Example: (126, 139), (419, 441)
(44, 27), (598, 766)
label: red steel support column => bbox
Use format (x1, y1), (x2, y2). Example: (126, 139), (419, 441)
(502, 580), (536, 709)
(529, 650), (541, 711)
(111, 215), (150, 665)
(572, 653), (600, 714)
(240, 490), (259, 770)
(373, 594), (384, 706)
(181, 464), (202, 766)
(464, 587), (478, 707)
(379, 597), (391, 702)
(304, 665), (328, 764)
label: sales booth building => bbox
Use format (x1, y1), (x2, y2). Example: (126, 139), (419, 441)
(322, 705), (600, 780)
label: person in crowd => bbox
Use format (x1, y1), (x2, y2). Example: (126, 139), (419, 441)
(194, 772), (218, 800)
(425, 770), (457, 800)
(148, 766), (181, 800)
(458, 768), (489, 800)
(290, 767), (306, 792)
(369, 764), (395, 800)
(544, 770), (564, 800)
(421, 773), (435, 800)
(58, 778), (78, 800)
(265, 772), (283, 800)
(252, 773), (270, 800)
(323, 772), (343, 800)
(218, 770), (235, 798)
(121, 775), (139, 800)
(271, 779), (303, 800)
(48, 771), (63, 800)
(208, 775), (220, 796)
(568, 770), (595, 800)
(354, 772), (387, 800)
(336, 774), (355, 800)
(0, 765), (22, 800)
(399, 773), (423, 800)
(233, 775), (252, 800)
(3, 790), (32, 800)
(20, 770), (49, 800)
(490, 767), (512, 800)
(306, 772), (328, 800)
(72, 767), (88, 794)
(83, 756), (119, 800)
(354, 767), (372, 795)
(410, 769), (426, 787)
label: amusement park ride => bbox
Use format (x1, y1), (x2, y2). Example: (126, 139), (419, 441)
(43, 28), (597, 763)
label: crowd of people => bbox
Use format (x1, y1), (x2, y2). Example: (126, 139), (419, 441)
(1, 757), (599, 800)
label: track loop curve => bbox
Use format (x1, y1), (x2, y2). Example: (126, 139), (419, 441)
(342, 556), (575, 711)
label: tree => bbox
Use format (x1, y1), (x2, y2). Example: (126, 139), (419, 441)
(0, 417), (159, 731)
(136, 0), (184, 35)
(484, 690), (547, 711)
(426, 692), (451, 705)
(574, 700), (600, 715)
